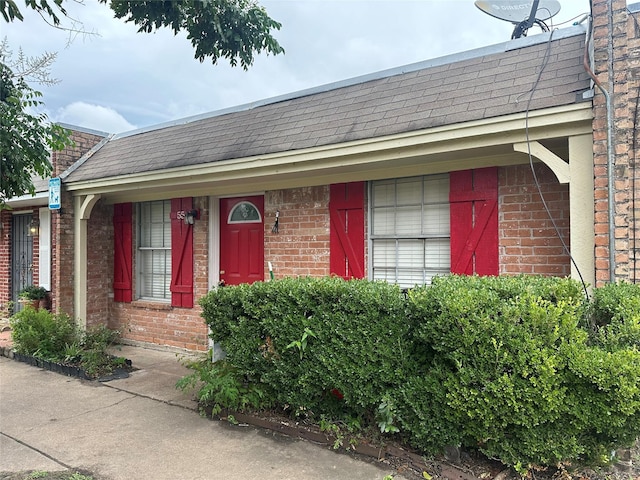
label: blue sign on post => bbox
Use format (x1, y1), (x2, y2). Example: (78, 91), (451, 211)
(49, 178), (61, 210)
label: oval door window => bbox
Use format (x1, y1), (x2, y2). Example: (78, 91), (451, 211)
(228, 201), (262, 223)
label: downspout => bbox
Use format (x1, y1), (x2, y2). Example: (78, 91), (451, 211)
(583, 8), (616, 284)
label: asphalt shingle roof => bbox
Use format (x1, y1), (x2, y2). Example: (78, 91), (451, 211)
(64, 27), (590, 184)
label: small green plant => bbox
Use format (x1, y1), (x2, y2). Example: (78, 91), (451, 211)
(27, 472), (49, 479)
(63, 342), (82, 363)
(376, 395), (399, 434)
(18, 285), (48, 300)
(176, 353), (269, 416)
(226, 413), (238, 425)
(4, 300), (15, 316)
(67, 474), (94, 480)
(285, 326), (316, 359)
(79, 324), (121, 377)
(318, 415), (362, 450)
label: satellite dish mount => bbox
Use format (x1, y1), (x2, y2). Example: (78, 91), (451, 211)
(510, 0), (547, 39)
(474, 0), (561, 39)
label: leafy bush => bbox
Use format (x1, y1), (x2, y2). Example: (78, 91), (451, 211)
(80, 325), (123, 377)
(18, 285), (48, 300)
(10, 307), (81, 360)
(398, 275), (640, 471)
(587, 282), (640, 351)
(10, 307), (123, 377)
(177, 352), (270, 416)
(200, 276), (410, 422)
(196, 275), (640, 472)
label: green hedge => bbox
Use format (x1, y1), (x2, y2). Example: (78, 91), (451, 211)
(197, 275), (640, 472)
(201, 276), (410, 420)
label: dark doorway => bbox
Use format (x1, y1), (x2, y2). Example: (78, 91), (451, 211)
(11, 214), (34, 312)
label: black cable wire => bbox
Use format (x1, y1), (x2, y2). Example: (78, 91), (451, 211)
(523, 28), (590, 297)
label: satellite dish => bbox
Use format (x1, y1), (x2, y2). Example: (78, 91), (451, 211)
(475, 0), (561, 23)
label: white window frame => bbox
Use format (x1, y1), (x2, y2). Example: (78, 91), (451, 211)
(136, 200), (171, 301)
(368, 174), (451, 288)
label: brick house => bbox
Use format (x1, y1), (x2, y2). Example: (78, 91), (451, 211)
(0, 126), (107, 317)
(21, 0), (638, 352)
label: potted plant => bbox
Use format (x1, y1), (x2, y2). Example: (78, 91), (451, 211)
(18, 285), (48, 310)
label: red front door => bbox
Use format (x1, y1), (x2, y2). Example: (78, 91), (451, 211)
(220, 196), (264, 285)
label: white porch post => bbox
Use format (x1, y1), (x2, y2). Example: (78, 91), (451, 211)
(514, 134), (595, 290)
(74, 194), (101, 328)
(569, 134), (595, 290)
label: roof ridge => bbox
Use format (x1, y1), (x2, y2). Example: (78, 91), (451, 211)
(60, 134), (115, 182)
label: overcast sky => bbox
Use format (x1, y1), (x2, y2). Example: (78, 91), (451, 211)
(3, 0), (590, 134)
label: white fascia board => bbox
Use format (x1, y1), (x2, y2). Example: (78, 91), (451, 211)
(6, 191), (48, 208)
(65, 103), (593, 197)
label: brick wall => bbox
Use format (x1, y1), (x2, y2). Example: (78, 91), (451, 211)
(499, 164), (571, 276)
(85, 200), (112, 328)
(109, 196), (210, 351)
(0, 129), (103, 317)
(627, 7), (640, 283)
(51, 129), (106, 315)
(591, 0), (635, 285)
(264, 186), (331, 278)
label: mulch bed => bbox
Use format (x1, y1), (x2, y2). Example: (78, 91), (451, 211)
(0, 346), (134, 382)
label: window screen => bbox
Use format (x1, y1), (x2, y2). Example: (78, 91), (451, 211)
(371, 174), (450, 287)
(137, 200), (171, 300)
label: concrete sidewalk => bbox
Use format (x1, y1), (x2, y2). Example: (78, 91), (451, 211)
(0, 345), (405, 480)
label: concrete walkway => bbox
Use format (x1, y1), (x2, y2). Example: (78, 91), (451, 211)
(0, 345), (405, 480)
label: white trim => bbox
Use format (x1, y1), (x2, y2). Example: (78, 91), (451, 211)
(208, 195), (223, 357)
(38, 208), (51, 291)
(64, 104), (593, 199)
(6, 192), (48, 208)
(208, 196), (220, 292)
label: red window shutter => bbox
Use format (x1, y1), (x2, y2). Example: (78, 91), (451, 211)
(449, 168), (498, 276)
(170, 197), (194, 308)
(330, 182), (365, 279)
(113, 203), (133, 302)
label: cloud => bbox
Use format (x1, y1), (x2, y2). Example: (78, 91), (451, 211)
(54, 102), (137, 134)
(3, 0), (591, 131)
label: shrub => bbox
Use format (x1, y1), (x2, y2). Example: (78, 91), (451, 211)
(196, 275), (640, 472)
(10, 307), (81, 360)
(398, 275), (640, 471)
(176, 352), (270, 416)
(200, 276), (410, 422)
(587, 282), (640, 351)
(80, 324), (122, 377)
(10, 308), (123, 377)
